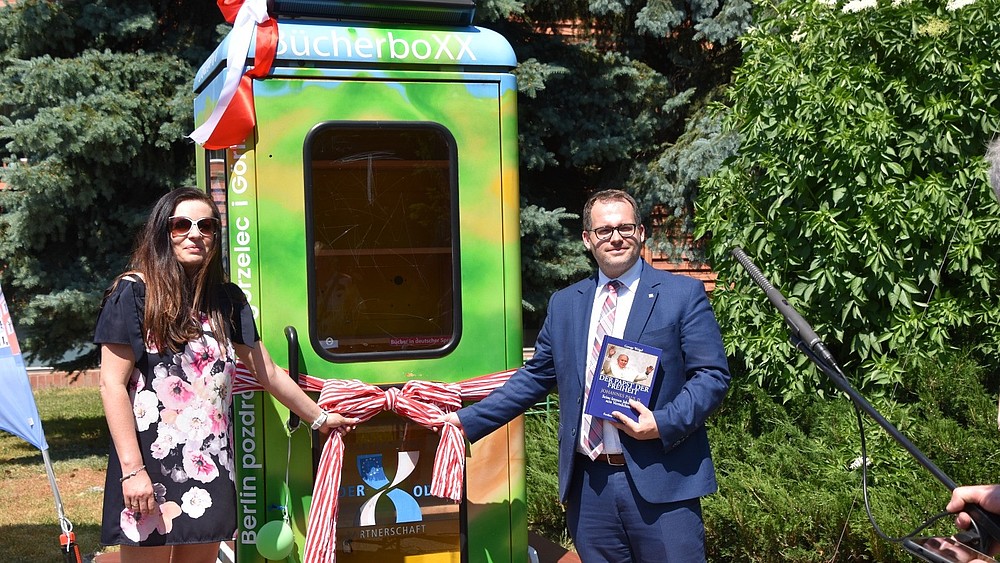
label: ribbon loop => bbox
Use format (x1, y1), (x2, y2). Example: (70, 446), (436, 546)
(231, 363), (517, 562)
(189, 0), (277, 149)
(383, 386), (400, 411)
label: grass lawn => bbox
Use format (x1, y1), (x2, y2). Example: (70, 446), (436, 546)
(0, 386), (110, 562)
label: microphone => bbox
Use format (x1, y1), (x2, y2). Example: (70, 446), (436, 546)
(730, 246), (1000, 552)
(730, 247), (838, 370)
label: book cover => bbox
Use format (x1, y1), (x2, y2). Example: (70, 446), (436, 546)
(584, 335), (661, 423)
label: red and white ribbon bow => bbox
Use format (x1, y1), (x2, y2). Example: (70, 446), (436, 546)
(189, 0), (278, 149)
(232, 365), (515, 563)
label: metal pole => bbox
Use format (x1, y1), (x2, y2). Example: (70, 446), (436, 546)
(40, 448), (72, 535)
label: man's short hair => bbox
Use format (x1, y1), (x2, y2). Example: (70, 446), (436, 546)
(582, 189), (643, 231)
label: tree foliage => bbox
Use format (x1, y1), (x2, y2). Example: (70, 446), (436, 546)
(0, 0), (222, 368)
(704, 352), (1000, 560)
(698, 0), (1000, 400)
(478, 0), (750, 321)
(0, 0), (748, 365)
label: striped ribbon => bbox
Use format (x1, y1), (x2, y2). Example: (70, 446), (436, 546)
(189, 0), (278, 149)
(232, 364), (515, 563)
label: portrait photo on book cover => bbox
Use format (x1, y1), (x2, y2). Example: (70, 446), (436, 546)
(601, 345), (655, 384)
(586, 336), (662, 423)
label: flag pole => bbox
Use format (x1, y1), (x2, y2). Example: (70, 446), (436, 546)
(40, 448), (71, 535)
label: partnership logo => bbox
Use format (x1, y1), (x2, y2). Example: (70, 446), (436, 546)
(357, 451), (422, 526)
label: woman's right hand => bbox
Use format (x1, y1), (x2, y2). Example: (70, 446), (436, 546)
(121, 467), (155, 515)
(319, 411), (360, 434)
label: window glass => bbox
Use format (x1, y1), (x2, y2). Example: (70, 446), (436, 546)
(307, 123), (459, 358)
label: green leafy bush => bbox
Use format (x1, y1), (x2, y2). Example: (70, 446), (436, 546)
(698, 0), (1000, 399)
(705, 352), (1000, 561)
(524, 353), (1000, 560)
(524, 407), (570, 545)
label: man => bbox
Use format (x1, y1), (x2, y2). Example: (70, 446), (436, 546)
(604, 353), (634, 379)
(441, 189), (731, 562)
(604, 353), (641, 382)
(947, 485), (1000, 555)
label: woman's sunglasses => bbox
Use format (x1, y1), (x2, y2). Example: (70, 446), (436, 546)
(168, 216), (220, 238)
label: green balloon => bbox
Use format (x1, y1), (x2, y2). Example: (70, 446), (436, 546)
(256, 520), (294, 560)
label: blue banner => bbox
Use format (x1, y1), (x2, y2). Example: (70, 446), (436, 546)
(0, 283), (48, 451)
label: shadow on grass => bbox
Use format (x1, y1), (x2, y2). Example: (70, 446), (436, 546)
(43, 414), (108, 462)
(0, 522), (104, 563)
(2, 414), (108, 467)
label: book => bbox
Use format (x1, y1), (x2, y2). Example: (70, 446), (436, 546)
(584, 336), (661, 423)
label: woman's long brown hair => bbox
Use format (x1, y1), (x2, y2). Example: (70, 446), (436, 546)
(125, 187), (229, 353)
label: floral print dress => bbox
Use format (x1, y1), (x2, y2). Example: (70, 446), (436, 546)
(94, 278), (259, 547)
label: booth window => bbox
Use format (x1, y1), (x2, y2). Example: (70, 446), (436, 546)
(305, 123), (460, 359)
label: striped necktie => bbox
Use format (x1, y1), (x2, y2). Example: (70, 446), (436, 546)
(582, 280), (621, 459)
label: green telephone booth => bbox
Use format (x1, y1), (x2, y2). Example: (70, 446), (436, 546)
(193, 2), (526, 562)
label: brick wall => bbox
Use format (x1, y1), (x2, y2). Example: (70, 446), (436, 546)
(28, 369), (101, 390)
(641, 206), (718, 294)
(641, 246), (718, 294)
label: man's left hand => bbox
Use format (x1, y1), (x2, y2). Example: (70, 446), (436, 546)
(609, 399), (659, 440)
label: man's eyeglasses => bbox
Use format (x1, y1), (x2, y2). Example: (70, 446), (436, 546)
(169, 216), (220, 238)
(588, 223), (638, 241)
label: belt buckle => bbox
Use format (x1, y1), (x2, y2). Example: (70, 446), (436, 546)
(604, 453), (625, 466)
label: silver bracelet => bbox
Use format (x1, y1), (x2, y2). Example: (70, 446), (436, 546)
(120, 465), (146, 483)
(310, 410), (329, 430)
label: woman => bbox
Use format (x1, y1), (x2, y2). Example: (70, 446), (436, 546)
(96, 187), (358, 562)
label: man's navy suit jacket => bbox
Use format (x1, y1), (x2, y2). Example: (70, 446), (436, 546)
(459, 262), (731, 504)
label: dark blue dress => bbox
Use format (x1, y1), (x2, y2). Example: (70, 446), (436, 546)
(94, 278), (259, 547)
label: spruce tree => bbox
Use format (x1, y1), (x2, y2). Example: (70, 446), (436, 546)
(0, 0), (751, 363)
(0, 0), (222, 368)
(478, 0), (751, 324)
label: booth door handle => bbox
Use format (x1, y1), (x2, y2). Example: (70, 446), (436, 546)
(284, 325), (301, 431)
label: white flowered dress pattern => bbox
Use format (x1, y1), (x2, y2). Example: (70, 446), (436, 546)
(95, 280), (252, 547)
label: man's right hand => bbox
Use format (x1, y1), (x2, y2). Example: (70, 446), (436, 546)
(948, 484), (1000, 555)
(435, 412), (466, 438)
